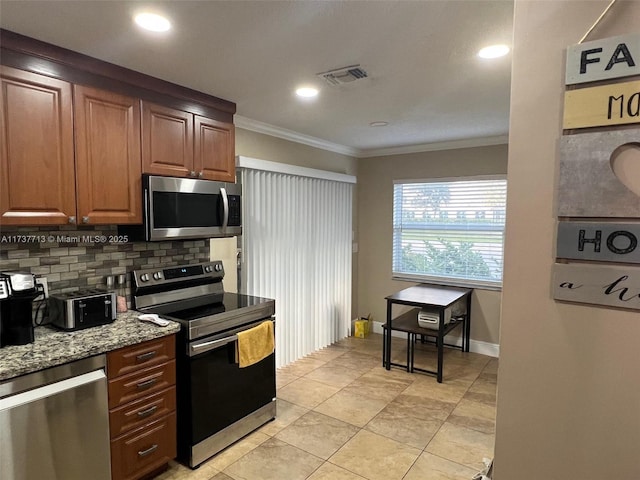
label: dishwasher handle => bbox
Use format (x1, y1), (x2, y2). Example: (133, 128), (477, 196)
(0, 369), (106, 411)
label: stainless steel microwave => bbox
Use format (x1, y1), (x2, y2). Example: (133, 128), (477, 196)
(120, 175), (241, 241)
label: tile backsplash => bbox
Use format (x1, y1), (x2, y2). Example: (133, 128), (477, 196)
(0, 225), (210, 301)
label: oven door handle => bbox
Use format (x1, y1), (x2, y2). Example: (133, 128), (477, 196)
(190, 334), (237, 356)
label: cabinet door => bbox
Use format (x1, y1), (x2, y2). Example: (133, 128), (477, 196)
(0, 66), (76, 225)
(74, 85), (142, 224)
(141, 102), (194, 178)
(194, 115), (235, 182)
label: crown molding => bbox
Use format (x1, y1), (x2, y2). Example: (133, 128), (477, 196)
(234, 115), (359, 157)
(235, 115), (509, 159)
(236, 155), (356, 184)
(358, 135), (509, 158)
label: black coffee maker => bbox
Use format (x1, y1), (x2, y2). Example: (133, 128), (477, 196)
(0, 272), (39, 346)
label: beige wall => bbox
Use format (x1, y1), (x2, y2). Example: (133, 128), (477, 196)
(357, 145), (508, 346)
(494, 2), (640, 479)
(236, 128), (357, 175)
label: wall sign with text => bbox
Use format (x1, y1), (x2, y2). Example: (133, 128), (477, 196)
(554, 263), (640, 310)
(556, 32), (640, 313)
(557, 222), (640, 263)
(563, 80), (639, 129)
(566, 33), (640, 85)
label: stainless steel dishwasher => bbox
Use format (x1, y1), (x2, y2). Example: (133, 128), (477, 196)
(0, 355), (111, 480)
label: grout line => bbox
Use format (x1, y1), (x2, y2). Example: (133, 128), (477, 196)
(400, 454), (422, 480)
(426, 451), (483, 474)
(323, 459), (369, 479)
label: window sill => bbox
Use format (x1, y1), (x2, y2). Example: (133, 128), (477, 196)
(392, 274), (503, 292)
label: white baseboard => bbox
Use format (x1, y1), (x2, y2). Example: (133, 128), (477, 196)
(371, 321), (499, 358)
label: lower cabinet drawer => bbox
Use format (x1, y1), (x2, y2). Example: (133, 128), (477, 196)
(110, 412), (177, 480)
(109, 386), (176, 438)
(108, 336), (175, 378)
(108, 360), (176, 408)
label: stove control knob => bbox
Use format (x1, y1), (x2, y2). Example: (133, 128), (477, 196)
(204, 265), (212, 273)
(140, 274), (150, 282)
(214, 264), (223, 272)
(153, 272), (163, 280)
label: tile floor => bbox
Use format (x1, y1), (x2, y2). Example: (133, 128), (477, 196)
(155, 333), (497, 480)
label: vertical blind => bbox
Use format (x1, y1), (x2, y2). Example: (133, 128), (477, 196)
(239, 161), (354, 367)
(393, 176), (507, 288)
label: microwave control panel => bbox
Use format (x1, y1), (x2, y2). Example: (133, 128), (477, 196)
(228, 195), (241, 226)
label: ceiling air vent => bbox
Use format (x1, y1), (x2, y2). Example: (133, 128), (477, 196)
(317, 65), (368, 86)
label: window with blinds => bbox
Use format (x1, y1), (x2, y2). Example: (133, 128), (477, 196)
(392, 176), (507, 288)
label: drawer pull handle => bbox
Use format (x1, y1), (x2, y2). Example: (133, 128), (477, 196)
(138, 444), (158, 458)
(136, 378), (157, 390)
(137, 405), (158, 418)
(136, 351), (156, 362)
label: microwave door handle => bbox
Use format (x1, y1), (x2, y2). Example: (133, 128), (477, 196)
(220, 187), (229, 229)
(144, 187), (153, 241)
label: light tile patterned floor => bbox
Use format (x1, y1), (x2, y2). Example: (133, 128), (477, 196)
(155, 333), (497, 480)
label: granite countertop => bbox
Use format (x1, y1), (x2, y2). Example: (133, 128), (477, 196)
(0, 310), (181, 382)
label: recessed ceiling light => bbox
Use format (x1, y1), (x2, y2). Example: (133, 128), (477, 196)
(369, 121), (388, 127)
(478, 44), (510, 59)
(134, 12), (171, 32)
(295, 87), (319, 98)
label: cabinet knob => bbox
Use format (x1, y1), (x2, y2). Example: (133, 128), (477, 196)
(82, 216), (89, 224)
(189, 171), (196, 177)
(198, 171), (203, 178)
(68, 216), (76, 224)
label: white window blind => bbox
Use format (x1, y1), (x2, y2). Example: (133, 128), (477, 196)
(239, 159), (354, 367)
(393, 176), (507, 288)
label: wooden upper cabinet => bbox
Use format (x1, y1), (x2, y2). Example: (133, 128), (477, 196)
(0, 66), (76, 225)
(142, 102), (194, 177)
(74, 85), (142, 225)
(194, 116), (235, 182)
(142, 107), (236, 183)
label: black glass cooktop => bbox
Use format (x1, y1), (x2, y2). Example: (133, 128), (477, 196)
(152, 292), (273, 322)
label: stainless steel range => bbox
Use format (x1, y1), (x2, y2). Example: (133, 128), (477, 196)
(131, 261), (276, 468)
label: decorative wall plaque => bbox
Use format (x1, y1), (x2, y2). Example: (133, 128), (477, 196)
(553, 263), (640, 310)
(566, 33), (640, 85)
(563, 80), (640, 129)
(557, 221), (640, 263)
(557, 127), (640, 217)
(557, 31), (640, 313)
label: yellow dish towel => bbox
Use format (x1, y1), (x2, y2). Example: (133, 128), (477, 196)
(235, 320), (274, 368)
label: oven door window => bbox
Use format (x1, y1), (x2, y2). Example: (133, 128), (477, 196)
(189, 340), (275, 444)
